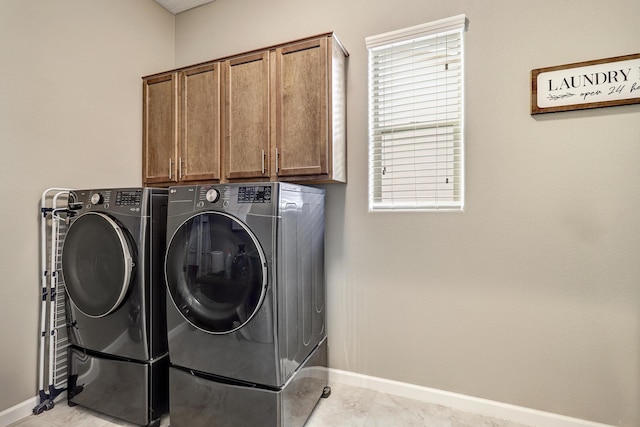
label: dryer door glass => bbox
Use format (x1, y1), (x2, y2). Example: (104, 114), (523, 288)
(165, 212), (267, 334)
(62, 212), (134, 318)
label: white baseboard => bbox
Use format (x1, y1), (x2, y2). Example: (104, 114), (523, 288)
(328, 369), (614, 427)
(0, 391), (67, 427)
(0, 397), (37, 427)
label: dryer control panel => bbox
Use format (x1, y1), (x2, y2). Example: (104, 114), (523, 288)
(115, 190), (142, 206)
(74, 190), (113, 209)
(72, 188), (148, 215)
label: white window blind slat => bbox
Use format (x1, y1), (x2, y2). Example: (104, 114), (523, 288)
(367, 15), (467, 211)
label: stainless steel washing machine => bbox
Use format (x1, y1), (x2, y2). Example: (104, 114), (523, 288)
(165, 182), (329, 427)
(61, 188), (168, 427)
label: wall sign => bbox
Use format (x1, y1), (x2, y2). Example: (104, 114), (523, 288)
(531, 53), (640, 114)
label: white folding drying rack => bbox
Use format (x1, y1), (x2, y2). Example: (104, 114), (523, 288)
(34, 188), (74, 415)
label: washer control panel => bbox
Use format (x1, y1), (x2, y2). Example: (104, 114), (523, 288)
(237, 186), (272, 203)
(182, 184), (276, 215)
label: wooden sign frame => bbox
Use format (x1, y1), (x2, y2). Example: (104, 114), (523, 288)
(531, 53), (640, 115)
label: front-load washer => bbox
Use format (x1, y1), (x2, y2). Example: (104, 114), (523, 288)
(165, 183), (328, 427)
(61, 188), (168, 427)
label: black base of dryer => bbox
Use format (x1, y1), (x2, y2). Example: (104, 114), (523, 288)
(169, 337), (329, 427)
(67, 346), (169, 427)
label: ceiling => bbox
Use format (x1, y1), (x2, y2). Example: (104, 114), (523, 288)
(154, 0), (215, 14)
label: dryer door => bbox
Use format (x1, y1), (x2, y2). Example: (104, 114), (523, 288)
(62, 212), (135, 318)
(165, 212), (267, 334)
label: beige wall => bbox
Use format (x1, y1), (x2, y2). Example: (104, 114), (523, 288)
(174, 1), (640, 426)
(1, 1), (639, 426)
(0, 0), (174, 412)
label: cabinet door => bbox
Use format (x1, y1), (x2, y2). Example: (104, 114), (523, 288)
(143, 73), (178, 184)
(180, 63), (221, 182)
(223, 52), (270, 180)
(272, 37), (329, 178)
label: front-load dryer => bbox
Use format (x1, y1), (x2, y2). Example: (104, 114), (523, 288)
(165, 183), (328, 427)
(61, 188), (168, 427)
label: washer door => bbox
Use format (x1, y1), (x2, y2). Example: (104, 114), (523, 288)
(165, 212), (267, 334)
(62, 212), (135, 318)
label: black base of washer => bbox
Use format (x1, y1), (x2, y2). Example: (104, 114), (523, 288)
(169, 337), (328, 427)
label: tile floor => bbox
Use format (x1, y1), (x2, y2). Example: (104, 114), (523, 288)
(9, 382), (532, 427)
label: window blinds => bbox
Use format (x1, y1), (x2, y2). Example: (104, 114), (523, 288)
(367, 15), (467, 211)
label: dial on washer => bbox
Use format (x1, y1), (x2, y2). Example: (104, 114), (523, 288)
(205, 189), (220, 203)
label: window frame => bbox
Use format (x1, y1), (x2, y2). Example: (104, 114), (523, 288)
(366, 14), (468, 212)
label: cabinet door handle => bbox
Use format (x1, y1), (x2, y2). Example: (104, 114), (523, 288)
(275, 148), (279, 173)
(261, 150), (265, 174)
(179, 157), (183, 179)
(169, 158), (172, 180)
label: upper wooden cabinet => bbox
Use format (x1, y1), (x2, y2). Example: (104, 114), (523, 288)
(143, 72), (176, 184)
(223, 52), (270, 181)
(180, 63), (221, 182)
(272, 37), (332, 180)
(143, 63), (221, 186)
(143, 33), (347, 186)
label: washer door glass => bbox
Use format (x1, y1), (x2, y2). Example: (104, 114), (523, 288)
(62, 212), (135, 318)
(165, 212), (267, 334)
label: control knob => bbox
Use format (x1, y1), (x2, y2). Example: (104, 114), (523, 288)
(90, 193), (104, 205)
(205, 189), (220, 203)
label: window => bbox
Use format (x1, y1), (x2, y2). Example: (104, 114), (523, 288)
(367, 15), (467, 211)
